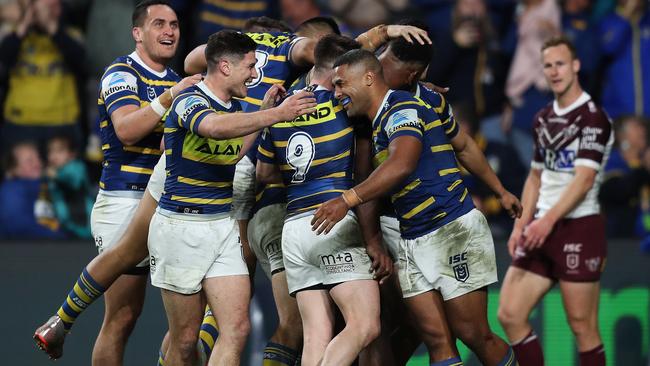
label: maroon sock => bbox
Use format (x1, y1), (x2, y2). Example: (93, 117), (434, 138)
(579, 344), (605, 366)
(512, 330), (544, 366)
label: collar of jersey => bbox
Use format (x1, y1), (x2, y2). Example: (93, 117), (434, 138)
(372, 89), (394, 126)
(129, 51), (167, 78)
(415, 83), (422, 98)
(305, 84), (328, 92)
(197, 81), (232, 109)
(552, 91), (590, 116)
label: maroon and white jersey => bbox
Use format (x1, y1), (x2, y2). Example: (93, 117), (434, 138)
(531, 92), (613, 219)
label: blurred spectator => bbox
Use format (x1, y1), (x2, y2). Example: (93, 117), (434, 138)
(326, 0), (408, 34)
(598, 0), (650, 119)
(455, 102), (526, 236)
(428, 0), (507, 123)
(45, 135), (93, 238)
(600, 115), (650, 237)
(196, 0), (277, 45)
(281, 0), (320, 29)
(0, 0), (85, 148)
(0, 141), (64, 239)
(504, 0), (560, 166)
(295, 16), (341, 38)
(562, 0), (601, 94)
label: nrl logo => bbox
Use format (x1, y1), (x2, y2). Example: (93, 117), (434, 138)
(453, 263), (469, 282)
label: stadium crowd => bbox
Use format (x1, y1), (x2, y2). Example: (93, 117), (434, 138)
(0, 0), (642, 365)
(0, 0), (650, 243)
(0, 0), (648, 246)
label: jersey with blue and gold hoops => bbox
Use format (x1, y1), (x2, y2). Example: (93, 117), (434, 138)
(158, 81), (242, 215)
(239, 32), (304, 112)
(415, 82), (458, 139)
(257, 85), (354, 217)
(98, 52), (180, 193)
(373, 90), (473, 239)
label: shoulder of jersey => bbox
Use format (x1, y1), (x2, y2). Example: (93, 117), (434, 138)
(173, 89), (211, 118)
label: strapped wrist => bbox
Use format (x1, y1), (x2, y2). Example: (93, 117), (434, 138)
(150, 96), (167, 117)
(341, 188), (363, 208)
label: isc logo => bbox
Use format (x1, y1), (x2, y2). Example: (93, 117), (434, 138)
(448, 252), (468, 265)
(563, 243), (583, 253)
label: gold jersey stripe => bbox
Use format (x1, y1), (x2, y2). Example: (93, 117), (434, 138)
(258, 146), (274, 158)
(262, 76), (284, 85)
(318, 171), (346, 179)
(287, 189), (344, 205)
(445, 119), (457, 134)
(392, 179), (421, 202)
(165, 149), (173, 155)
(204, 0), (266, 11)
(439, 167), (460, 176)
(432, 212), (447, 221)
(459, 188), (468, 202)
(106, 95), (140, 111)
(424, 119), (442, 131)
(101, 144), (110, 150)
(430, 144), (453, 153)
(402, 196), (435, 219)
(200, 11), (247, 28)
(190, 109), (213, 132)
(120, 165), (154, 174)
(268, 55), (287, 62)
(99, 120), (108, 128)
(164, 127), (178, 133)
(447, 179), (463, 192)
(123, 146), (162, 155)
(238, 96), (262, 106)
(274, 127), (352, 148)
(177, 176), (232, 188)
(170, 195), (232, 205)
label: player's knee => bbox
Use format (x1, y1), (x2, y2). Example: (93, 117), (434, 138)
(224, 316), (251, 343)
(566, 313), (598, 338)
(497, 305), (524, 329)
(105, 305), (142, 335)
(453, 321), (492, 348)
(171, 330), (200, 361)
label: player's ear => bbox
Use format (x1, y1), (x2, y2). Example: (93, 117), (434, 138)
(407, 69), (420, 86)
(132, 27), (142, 43)
(219, 59), (231, 76)
(364, 71), (373, 86)
(572, 58), (581, 74)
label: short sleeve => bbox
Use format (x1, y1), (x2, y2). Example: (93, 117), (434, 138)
(383, 108), (424, 142)
(172, 93), (214, 134)
(575, 106), (612, 170)
(101, 66), (140, 116)
(257, 127), (276, 163)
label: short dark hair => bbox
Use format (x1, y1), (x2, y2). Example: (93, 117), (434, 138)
(541, 36), (578, 59)
(48, 135), (76, 154)
(333, 49), (383, 76)
(386, 19), (433, 69)
(132, 0), (172, 27)
(297, 16), (341, 36)
(205, 30), (258, 70)
(314, 35), (360, 71)
(243, 16), (292, 33)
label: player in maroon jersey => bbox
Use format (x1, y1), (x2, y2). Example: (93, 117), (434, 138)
(497, 37), (612, 366)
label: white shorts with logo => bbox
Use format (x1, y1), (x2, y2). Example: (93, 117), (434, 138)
(90, 191), (149, 269)
(380, 215), (401, 261)
(282, 212), (374, 295)
(248, 203), (286, 279)
(148, 208), (248, 295)
(398, 209), (498, 300)
(146, 154), (166, 202)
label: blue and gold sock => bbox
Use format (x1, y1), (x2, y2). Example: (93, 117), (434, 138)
(431, 356), (463, 366)
(497, 347), (516, 366)
(263, 342), (300, 366)
(56, 268), (105, 332)
(198, 306), (219, 360)
(157, 349), (165, 366)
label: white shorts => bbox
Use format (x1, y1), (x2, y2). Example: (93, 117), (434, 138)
(398, 209), (498, 300)
(146, 154), (166, 202)
(380, 215), (400, 261)
(282, 212), (374, 295)
(148, 209), (248, 295)
(248, 203), (286, 279)
(90, 192), (149, 269)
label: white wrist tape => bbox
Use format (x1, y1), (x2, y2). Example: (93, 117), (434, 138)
(150, 97), (167, 117)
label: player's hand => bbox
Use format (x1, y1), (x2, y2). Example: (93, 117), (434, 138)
(522, 216), (555, 250)
(386, 25), (432, 45)
(497, 190), (523, 219)
(420, 81), (449, 94)
(170, 74), (203, 97)
(507, 226), (524, 258)
(366, 243), (393, 284)
(261, 84), (286, 110)
(311, 197), (348, 235)
(275, 90), (316, 122)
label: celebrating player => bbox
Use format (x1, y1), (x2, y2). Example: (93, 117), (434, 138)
(33, 1), (202, 362)
(497, 37), (612, 366)
(313, 49), (522, 365)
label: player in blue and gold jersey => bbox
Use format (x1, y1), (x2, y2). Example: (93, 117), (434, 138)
(256, 35), (393, 366)
(314, 49), (522, 366)
(33, 1), (202, 362)
(147, 30), (315, 366)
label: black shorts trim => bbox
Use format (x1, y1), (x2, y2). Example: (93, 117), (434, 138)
(124, 265), (149, 276)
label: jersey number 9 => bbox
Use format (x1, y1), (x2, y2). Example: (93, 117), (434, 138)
(286, 132), (315, 183)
